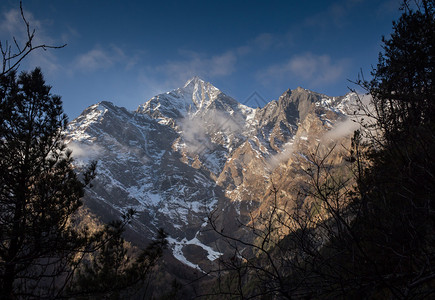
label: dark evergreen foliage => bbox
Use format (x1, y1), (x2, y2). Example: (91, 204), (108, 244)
(354, 0), (435, 296)
(1, 3), (169, 297)
(0, 68), (94, 299)
(365, 0), (435, 141)
(0, 68), (168, 299)
(209, 1), (435, 298)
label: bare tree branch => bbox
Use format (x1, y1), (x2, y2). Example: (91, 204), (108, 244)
(0, 1), (66, 77)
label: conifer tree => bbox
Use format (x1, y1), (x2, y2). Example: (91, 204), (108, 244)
(366, 0), (434, 141)
(0, 68), (95, 299)
(0, 4), (168, 298)
(355, 0), (435, 296)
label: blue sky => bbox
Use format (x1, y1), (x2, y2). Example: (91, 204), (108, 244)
(1, 0), (402, 119)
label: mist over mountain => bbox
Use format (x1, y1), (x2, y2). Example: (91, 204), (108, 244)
(65, 77), (359, 271)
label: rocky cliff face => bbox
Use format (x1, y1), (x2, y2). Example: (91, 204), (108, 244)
(65, 77), (358, 271)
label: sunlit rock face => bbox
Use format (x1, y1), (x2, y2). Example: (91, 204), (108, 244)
(65, 77), (359, 271)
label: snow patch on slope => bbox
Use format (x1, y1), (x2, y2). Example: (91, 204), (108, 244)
(167, 233), (223, 272)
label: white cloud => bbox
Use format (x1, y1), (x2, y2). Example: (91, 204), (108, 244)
(266, 117), (359, 170)
(71, 45), (141, 73)
(267, 142), (295, 169)
(0, 7), (44, 40)
(179, 116), (212, 154)
(322, 118), (360, 142)
(179, 109), (242, 155)
(260, 53), (349, 88)
(209, 52), (237, 76)
(74, 48), (114, 71)
(67, 141), (103, 162)
(289, 53), (347, 85)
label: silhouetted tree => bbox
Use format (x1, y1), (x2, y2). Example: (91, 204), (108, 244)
(363, 0), (434, 141)
(208, 1), (435, 298)
(0, 68), (96, 299)
(0, 68), (168, 299)
(0, 4), (168, 298)
(353, 0), (435, 297)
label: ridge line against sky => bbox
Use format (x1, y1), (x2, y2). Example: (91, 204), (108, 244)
(1, 0), (402, 119)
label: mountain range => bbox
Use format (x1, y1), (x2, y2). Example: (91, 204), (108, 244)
(65, 77), (359, 271)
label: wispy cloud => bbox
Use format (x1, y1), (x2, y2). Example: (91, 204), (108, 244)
(259, 52), (349, 88)
(67, 141), (103, 163)
(0, 7), (28, 36)
(268, 142), (295, 170)
(74, 48), (114, 72)
(179, 116), (212, 154)
(179, 109), (243, 156)
(321, 118), (360, 142)
(267, 116), (360, 170)
(72, 45), (141, 73)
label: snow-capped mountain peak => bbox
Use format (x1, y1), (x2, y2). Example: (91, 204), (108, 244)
(137, 76), (244, 124)
(183, 76), (206, 88)
(181, 76), (221, 110)
(65, 79), (359, 271)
